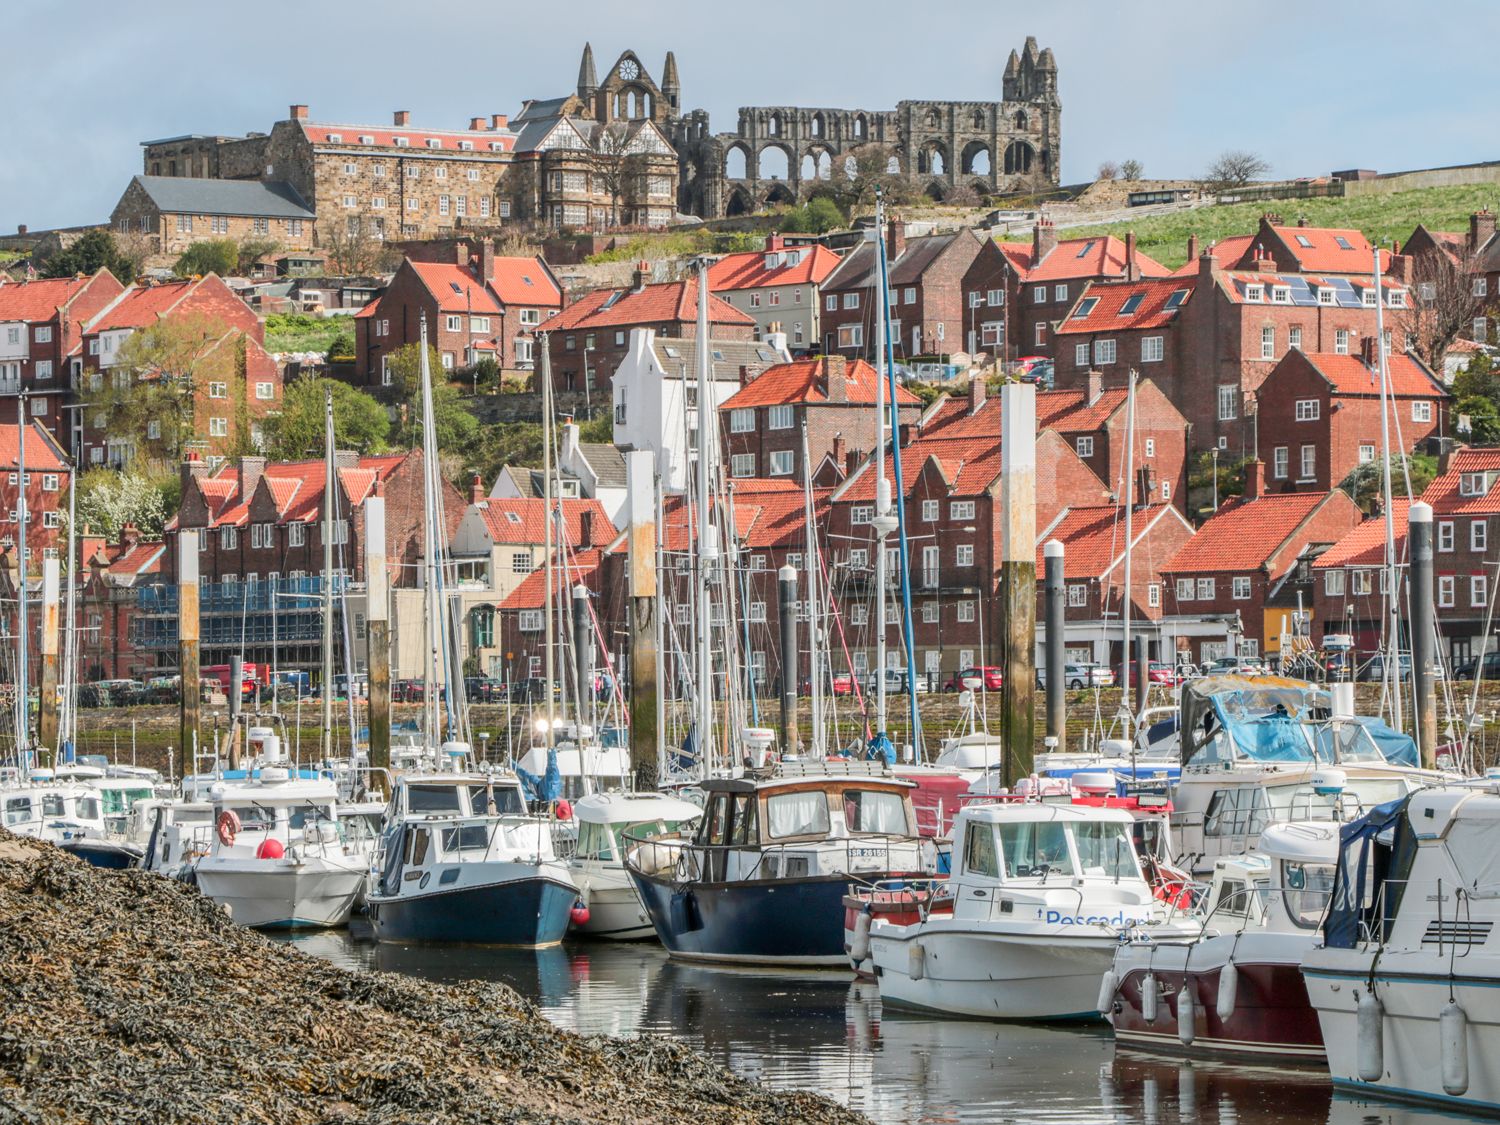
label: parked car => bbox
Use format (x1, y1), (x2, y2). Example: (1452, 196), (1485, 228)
(1452, 651), (1500, 681)
(830, 673), (855, 697)
(862, 668), (930, 695)
(1202, 657), (1267, 677)
(1018, 361), (1054, 389)
(465, 677), (506, 703)
(942, 666), (1004, 692)
(1038, 663), (1115, 690)
(1358, 652), (1444, 683)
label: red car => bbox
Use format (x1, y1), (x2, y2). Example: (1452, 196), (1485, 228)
(943, 666), (1003, 692)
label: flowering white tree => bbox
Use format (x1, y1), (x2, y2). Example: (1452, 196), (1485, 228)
(71, 470), (172, 540)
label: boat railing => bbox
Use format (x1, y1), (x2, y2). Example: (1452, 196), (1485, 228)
(846, 876), (952, 920)
(622, 828), (922, 886)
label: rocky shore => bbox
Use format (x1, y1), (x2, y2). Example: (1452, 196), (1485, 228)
(0, 835), (866, 1124)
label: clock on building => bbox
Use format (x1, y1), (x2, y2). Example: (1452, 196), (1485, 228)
(618, 59), (640, 80)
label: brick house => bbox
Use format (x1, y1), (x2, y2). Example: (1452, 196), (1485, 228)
(820, 222), (985, 361)
(353, 240), (562, 384)
(109, 176), (316, 266)
(1400, 209), (1500, 350)
(545, 265), (756, 394)
(0, 420), (73, 564)
(706, 233), (841, 349)
(1160, 467), (1361, 663)
(76, 526), (165, 681)
(958, 236), (1018, 360)
(1310, 499), (1410, 659)
(718, 355), (922, 485)
(495, 547), (610, 686)
(1034, 501), (1196, 667)
(75, 276), (276, 467)
(1254, 346), (1448, 493)
(1226, 215), (1388, 279)
(0, 271), (124, 445)
(1053, 248), (1410, 453)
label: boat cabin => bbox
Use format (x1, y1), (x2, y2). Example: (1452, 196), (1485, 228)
(1, 784), (107, 839)
(389, 773), (529, 820)
(572, 791), (702, 866)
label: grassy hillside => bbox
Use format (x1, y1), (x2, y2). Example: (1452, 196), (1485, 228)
(1062, 184), (1500, 270)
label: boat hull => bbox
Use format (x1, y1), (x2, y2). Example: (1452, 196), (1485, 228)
(59, 838), (144, 870)
(368, 870), (577, 947)
(870, 923), (1119, 1020)
(573, 867), (655, 941)
(629, 871), (855, 967)
(195, 861), (365, 929)
(1303, 950), (1500, 1115)
(1109, 938), (1324, 1062)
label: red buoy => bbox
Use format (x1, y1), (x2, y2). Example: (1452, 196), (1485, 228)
(554, 799), (573, 821)
(255, 838), (286, 860)
(570, 901), (590, 927)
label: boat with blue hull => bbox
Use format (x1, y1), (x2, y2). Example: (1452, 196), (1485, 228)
(624, 764), (933, 967)
(366, 762), (579, 948)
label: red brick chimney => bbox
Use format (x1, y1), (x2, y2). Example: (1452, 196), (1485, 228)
(491, 114), (508, 130)
(238, 455), (267, 499)
(180, 451), (210, 498)
(886, 219), (907, 263)
(632, 260), (650, 292)
(469, 116), (486, 131)
(1125, 232), (1140, 282)
(832, 434), (846, 468)
(968, 375), (987, 415)
(121, 522), (141, 549)
(1033, 216), (1058, 263)
(469, 474), (484, 504)
(1250, 243), (1276, 272)
(1085, 368), (1103, 405)
(1297, 217), (1311, 228)
(1470, 209), (1497, 254)
(580, 508), (595, 546)
(1186, 234), (1199, 262)
(290, 104), (309, 121)
(1244, 458), (1265, 500)
(393, 110), (410, 126)
(1360, 334), (1379, 367)
(455, 240), (470, 267)
(1199, 247), (1222, 284)
(479, 239), (495, 282)
(766, 232), (785, 252)
(826, 355), (848, 402)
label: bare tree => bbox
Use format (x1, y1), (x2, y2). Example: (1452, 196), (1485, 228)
(1096, 160), (1120, 181)
(835, 143), (915, 213)
(322, 217), (398, 275)
(1400, 240), (1491, 367)
(1120, 158), (1144, 180)
(1205, 150), (1270, 190)
(580, 122), (634, 228)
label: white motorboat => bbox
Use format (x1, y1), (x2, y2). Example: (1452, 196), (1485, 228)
(569, 790), (703, 940)
(866, 801), (1201, 1020)
(191, 767), (367, 929)
(1302, 784), (1500, 1113)
(366, 759), (579, 946)
(1106, 819), (1339, 1061)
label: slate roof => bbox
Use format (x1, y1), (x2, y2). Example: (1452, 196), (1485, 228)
(131, 176), (314, 220)
(648, 336), (784, 381)
(576, 444), (626, 489)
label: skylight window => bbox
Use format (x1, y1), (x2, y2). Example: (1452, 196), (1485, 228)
(505, 512), (522, 524)
(713, 350), (725, 361)
(1164, 289), (1189, 310)
(663, 346), (680, 359)
(1295, 234), (1313, 248)
(1073, 297), (1099, 318)
(522, 276), (534, 285)
(1076, 240), (1096, 259)
(450, 281), (463, 294)
(1335, 236), (1353, 250)
(1118, 293), (1144, 315)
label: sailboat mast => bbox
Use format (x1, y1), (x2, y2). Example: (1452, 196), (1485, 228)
(801, 421), (823, 757)
(1374, 249), (1403, 729)
(321, 384), (335, 761)
(1120, 371), (1137, 733)
(14, 403), (26, 756)
(873, 195), (891, 739)
(416, 319), (442, 744)
(694, 260), (716, 770)
(540, 334), (557, 749)
(60, 436), (77, 751)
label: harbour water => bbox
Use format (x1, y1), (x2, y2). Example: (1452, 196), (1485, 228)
(282, 928), (1467, 1125)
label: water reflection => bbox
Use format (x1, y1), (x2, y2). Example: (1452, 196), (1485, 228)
(277, 932), (1488, 1125)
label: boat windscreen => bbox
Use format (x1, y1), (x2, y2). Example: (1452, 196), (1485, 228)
(766, 790), (831, 838)
(1314, 716), (1417, 766)
(1183, 683), (1324, 765)
(998, 820), (1074, 879)
(1072, 821), (1140, 880)
(842, 789), (909, 835)
(469, 784), (525, 815)
(407, 784), (464, 813)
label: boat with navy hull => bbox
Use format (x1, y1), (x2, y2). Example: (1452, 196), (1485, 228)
(624, 765), (933, 967)
(366, 763), (578, 947)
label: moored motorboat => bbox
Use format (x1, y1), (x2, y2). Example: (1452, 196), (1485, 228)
(569, 790), (702, 940)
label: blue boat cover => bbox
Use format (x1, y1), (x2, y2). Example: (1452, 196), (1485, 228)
(516, 747), (562, 804)
(1323, 795), (1415, 949)
(866, 732), (895, 767)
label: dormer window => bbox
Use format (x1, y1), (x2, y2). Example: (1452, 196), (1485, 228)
(1460, 471), (1496, 497)
(1388, 289), (1407, 308)
(358, 135), (374, 145)
(1317, 287), (1336, 306)
(764, 253), (782, 270)
(489, 142), (504, 151)
(1272, 285), (1291, 304)
(426, 138), (441, 148)
(1361, 288), (1378, 307)
(459, 140), (474, 150)
(326, 133), (343, 143)
(394, 136), (409, 147)
(1244, 284), (1264, 302)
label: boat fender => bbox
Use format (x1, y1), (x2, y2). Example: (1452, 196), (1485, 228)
(1097, 969), (1118, 1017)
(570, 900), (591, 928)
(1356, 990), (1384, 1082)
(554, 800), (573, 821)
(1440, 1000), (1469, 1097)
(256, 838), (285, 860)
(1176, 983), (1196, 1046)
(850, 909), (873, 965)
(1141, 972), (1158, 1023)
(216, 809), (240, 848)
(908, 942), (926, 981)
(1215, 962), (1238, 1022)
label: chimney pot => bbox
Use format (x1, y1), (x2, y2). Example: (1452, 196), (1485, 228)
(1033, 216), (1058, 263)
(393, 110), (410, 126)
(491, 113), (508, 130)
(469, 473), (485, 504)
(631, 261), (649, 291)
(290, 104), (308, 121)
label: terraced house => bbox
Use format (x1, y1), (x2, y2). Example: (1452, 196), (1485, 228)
(706, 234), (841, 348)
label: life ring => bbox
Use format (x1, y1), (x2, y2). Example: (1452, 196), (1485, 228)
(216, 809), (241, 848)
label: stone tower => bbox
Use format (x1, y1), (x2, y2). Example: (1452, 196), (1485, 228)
(661, 50), (681, 115)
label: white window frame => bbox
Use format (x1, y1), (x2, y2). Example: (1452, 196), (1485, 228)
(1472, 520), (1488, 553)
(768, 404), (794, 429)
(1438, 575), (1455, 608)
(1232, 576), (1251, 600)
(1141, 336), (1163, 362)
(1295, 399), (1320, 422)
(1076, 436), (1094, 458)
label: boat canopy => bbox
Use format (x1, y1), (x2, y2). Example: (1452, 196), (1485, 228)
(1322, 795), (1417, 949)
(1180, 676), (1326, 765)
(1313, 715), (1417, 767)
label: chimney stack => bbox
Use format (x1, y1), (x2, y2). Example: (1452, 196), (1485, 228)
(831, 434), (846, 468)
(631, 260), (650, 292)
(826, 355), (848, 402)
(392, 110), (410, 126)
(479, 239), (495, 282)
(1085, 368), (1103, 405)
(469, 473), (484, 504)
(1033, 216), (1058, 263)
(179, 450), (210, 499)
(1199, 246), (1222, 283)
(238, 455), (267, 499)
(455, 239), (470, 267)
(1125, 232), (1140, 282)
(969, 375), (987, 414)
(1360, 334), (1379, 367)
(766, 232), (785, 252)
(1297, 217), (1311, 228)
(491, 114), (508, 130)
(290, 104), (309, 121)
(886, 218), (907, 263)
(580, 508), (595, 546)
(1186, 234), (1199, 262)
(1470, 209), (1496, 254)
(469, 116), (486, 131)
(1244, 458), (1265, 500)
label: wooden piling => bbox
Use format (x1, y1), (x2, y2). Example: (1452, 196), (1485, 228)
(178, 531), (200, 769)
(364, 496), (390, 776)
(999, 382), (1037, 784)
(625, 450), (658, 789)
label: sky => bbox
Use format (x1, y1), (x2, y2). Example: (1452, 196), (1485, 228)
(4, 0), (1497, 231)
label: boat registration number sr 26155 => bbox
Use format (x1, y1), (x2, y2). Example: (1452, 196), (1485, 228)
(850, 847), (887, 862)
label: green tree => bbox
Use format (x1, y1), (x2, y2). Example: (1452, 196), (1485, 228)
(395, 380), (479, 458)
(41, 229), (134, 281)
(235, 236), (281, 274)
(1451, 352), (1499, 403)
(1456, 395), (1500, 443)
(781, 196), (844, 234)
(262, 378), (390, 460)
(381, 343), (442, 399)
(174, 239), (238, 278)
(325, 329), (355, 365)
(1339, 453), (1439, 511)
(576, 412), (613, 443)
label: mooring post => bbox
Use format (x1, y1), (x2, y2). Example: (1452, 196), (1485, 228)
(1000, 382), (1037, 785)
(38, 557), (59, 756)
(778, 564), (799, 757)
(1043, 539), (1065, 754)
(625, 450), (658, 789)
(572, 582), (592, 725)
(178, 530), (200, 773)
(364, 496), (390, 778)
(227, 654), (243, 769)
(1409, 500), (1437, 768)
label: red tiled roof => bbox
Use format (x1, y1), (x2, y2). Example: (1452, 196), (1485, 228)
(300, 122), (515, 154)
(1171, 235), (1256, 277)
(87, 281), (197, 332)
(1421, 448), (1500, 515)
(0, 421), (70, 472)
(0, 276), (95, 322)
(107, 540), (165, 579)
(354, 297), (381, 320)
(1165, 492), (1332, 574)
(1013, 236), (1170, 283)
(1036, 504), (1189, 601)
(410, 263), (503, 315)
(500, 549), (602, 611)
(487, 257), (561, 307)
(720, 357), (921, 409)
(1216, 270), (1404, 305)
(1055, 277), (1194, 336)
(728, 478), (831, 549)
(477, 497), (615, 546)
(1313, 500), (1411, 569)
(546, 278), (755, 332)
(707, 245), (841, 291)
(915, 386), (1128, 445)
(1266, 224), (1375, 274)
(184, 453), (409, 530)
(1302, 352), (1446, 398)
